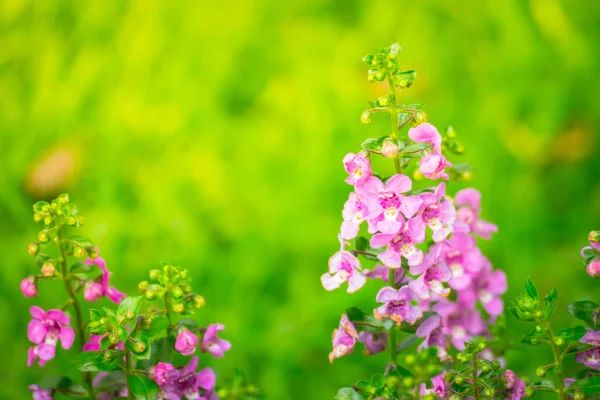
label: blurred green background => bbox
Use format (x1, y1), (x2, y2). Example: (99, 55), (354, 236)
(1, 0), (599, 398)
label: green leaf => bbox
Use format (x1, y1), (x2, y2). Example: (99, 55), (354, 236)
(345, 307), (385, 333)
(361, 138), (381, 152)
(66, 234), (94, 249)
(334, 388), (363, 400)
(128, 374), (158, 400)
(116, 326), (129, 342)
(142, 316), (170, 339)
(543, 287), (558, 318)
(567, 301), (600, 327)
(355, 380), (372, 391)
(557, 326), (587, 342)
(571, 376), (600, 395)
(354, 236), (369, 252)
(381, 319), (395, 330)
(55, 376), (88, 398)
(396, 335), (418, 352)
(370, 373), (385, 388)
(117, 296), (143, 324)
(392, 70), (417, 88)
(524, 278), (539, 302)
(75, 351), (123, 372)
(33, 201), (50, 214)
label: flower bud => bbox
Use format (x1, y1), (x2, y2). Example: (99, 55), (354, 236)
(33, 213), (42, 223)
(587, 259), (600, 278)
(38, 232), (49, 243)
(530, 338), (539, 346)
(174, 328), (198, 356)
(192, 295), (206, 309)
(534, 311), (544, 319)
(73, 246), (86, 258)
(414, 111), (427, 124)
(378, 95), (390, 107)
(362, 54), (375, 66)
(491, 360), (501, 370)
(181, 284), (192, 294)
(173, 303), (185, 313)
(149, 269), (161, 281)
(67, 216), (77, 226)
(535, 367), (546, 377)
(481, 363), (491, 373)
(402, 376), (414, 388)
(57, 193), (69, 205)
(589, 230), (600, 243)
(172, 286), (183, 298)
(360, 110), (373, 125)
(41, 261), (56, 277)
(367, 69), (378, 83)
(525, 386), (535, 397)
(133, 341), (147, 353)
(43, 216), (53, 226)
(138, 281), (149, 291)
(56, 209), (64, 216)
(145, 289), (156, 300)
(104, 350), (117, 360)
(20, 277), (38, 298)
(535, 325), (543, 333)
(179, 270), (188, 280)
(573, 391), (584, 400)
(76, 216), (85, 226)
(375, 69), (385, 81)
(483, 388), (494, 397)
(99, 317), (108, 325)
(477, 342), (486, 351)
(454, 375), (464, 384)
(125, 311), (134, 320)
(109, 333), (119, 344)
(553, 337), (564, 346)
(381, 138), (399, 158)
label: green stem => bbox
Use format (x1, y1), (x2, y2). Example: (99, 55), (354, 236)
(472, 357), (480, 400)
(57, 227), (94, 399)
(125, 350), (134, 400)
(541, 320), (566, 400)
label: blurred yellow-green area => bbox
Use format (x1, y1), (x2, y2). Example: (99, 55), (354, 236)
(1, 0), (599, 398)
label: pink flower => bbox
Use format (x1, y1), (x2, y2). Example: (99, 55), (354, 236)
(329, 314), (358, 363)
(356, 175), (422, 234)
(160, 356), (216, 399)
(343, 152), (372, 186)
(409, 247), (452, 300)
(408, 123), (452, 180)
(412, 183), (455, 242)
(200, 324), (231, 358)
(149, 362), (175, 386)
(415, 314), (447, 358)
(83, 282), (104, 302)
(84, 257), (126, 304)
(381, 138), (399, 158)
(433, 300), (486, 350)
(363, 264), (407, 286)
(175, 328), (199, 356)
(587, 259), (600, 278)
(454, 188), (498, 239)
(371, 221), (424, 268)
(21, 277), (38, 298)
(374, 286), (423, 325)
(358, 331), (387, 355)
(27, 306), (74, 367)
(340, 192), (368, 240)
(321, 250), (366, 293)
(441, 233), (485, 291)
(83, 333), (124, 352)
(576, 329), (600, 370)
(457, 264), (507, 316)
(419, 373), (447, 398)
(29, 385), (53, 400)
(504, 370), (517, 389)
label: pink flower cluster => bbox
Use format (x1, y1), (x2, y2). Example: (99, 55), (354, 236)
(27, 307), (74, 367)
(583, 230), (600, 278)
(174, 324), (231, 358)
(149, 356), (217, 400)
(324, 122), (506, 362)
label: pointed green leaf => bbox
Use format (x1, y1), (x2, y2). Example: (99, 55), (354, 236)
(117, 296), (143, 324)
(128, 374), (158, 400)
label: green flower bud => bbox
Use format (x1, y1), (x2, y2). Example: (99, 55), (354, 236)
(57, 193), (69, 205)
(138, 281), (149, 291)
(536, 367), (546, 377)
(402, 376), (414, 388)
(73, 247), (86, 258)
(125, 311), (134, 320)
(41, 261), (56, 277)
(104, 351), (114, 360)
(193, 295), (205, 309)
(87, 321), (102, 330)
(38, 232), (49, 243)
(133, 341), (146, 353)
(483, 388), (495, 397)
(76, 216), (85, 226)
(145, 290), (156, 300)
(172, 286), (183, 298)
(534, 310), (544, 319)
(378, 95), (389, 107)
(362, 54), (375, 66)
(477, 342), (486, 351)
(554, 337), (564, 346)
(375, 69), (386, 81)
(172, 303), (185, 313)
(179, 270), (188, 280)
(454, 375), (464, 384)
(386, 376), (400, 388)
(404, 354), (416, 365)
(535, 325), (543, 333)
(99, 318), (108, 325)
(414, 111), (427, 124)
(589, 230), (600, 243)
(149, 269), (161, 281)
(388, 43), (401, 60)
(181, 284), (192, 294)
(41, 205), (50, 213)
(56, 209), (64, 216)
(33, 213), (42, 223)
(481, 363), (491, 373)
(397, 78), (408, 88)
(525, 386), (535, 397)
(446, 126), (456, 138)
(109, 334), (119, 344)
(491, 360), (501, 370)
(360, 110), (373, 125)
(530, 338), (539, 346)
(67, 216), (77, 226)
(28, 243), (40, 255)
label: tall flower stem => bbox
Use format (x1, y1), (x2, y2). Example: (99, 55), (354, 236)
(541, 320), (566, 400)
(124, 349), (134, 400)
(57, 226), (94, 398)
(472, 357), (480, 399)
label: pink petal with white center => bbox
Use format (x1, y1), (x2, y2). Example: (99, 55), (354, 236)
(398, 195), (422, 219)
(370, 233), (394, 249)
(347, 271), (366, 293)
(378, 248), (402, 268)
(28, 319), (47, 344)
(376, 286), (401, 302)
(409, 275), (430, 300)
(483, 297), (504, 316)
(47, 310), (70, 325)
(385, 174), (412, 194)
(60, 327), (75, 349)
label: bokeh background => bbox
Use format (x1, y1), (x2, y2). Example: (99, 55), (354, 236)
(1, 0), (599, 398)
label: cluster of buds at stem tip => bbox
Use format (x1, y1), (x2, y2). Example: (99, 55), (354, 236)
(138, 263), (205, 314)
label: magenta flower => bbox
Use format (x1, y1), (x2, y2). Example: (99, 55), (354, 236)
(343, 152), (372, 186)
(200, 324), (231, 358)
(504, 370), (516, 389)
(433, 300), (486, 350)
(160, 356), (216, 400)
(588, 259), (600, 278)
(84, 282), (104, 302)
(84, 257), (126, 304)
(322, 236), (366, 293)
(356, 175), (422, 234)
(340, 192), (368, 240)
(419, 373), (447, 398)
(509, 377), (526, 400)
(412, 182), (456, 242)
(408, 123), (452, 180)
(149, 362), (176, 386)
(27, 306), (74, 367)
(29, 385), (53, 400)
(409, 246), (452, 300)
(175, 328), (199, 356)
(371, 221), (424, 268)
(83, 333), (124, 352)
(576, 329), (600, 370)
(454, 188), (498, 239)
(415, 315), (448, 358)
(441, 233), (484, 291)
(329, 314), (358, 363)
(357, 331), (387, 355)
(21, 277), (38, 298)
(374, 286), (422, 325)
(457, 266), (507, 316)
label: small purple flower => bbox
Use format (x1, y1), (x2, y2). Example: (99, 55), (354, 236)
(340, 192), (368, 240)
(175, 328), (199, 356)
(576, 329), (600, 370)
(433, 300), (486, 350)
(27, 306), (74, 367)
(321, 237), (366, 293)
(357, 175), (422, 234)
(374, 286), (422, 325)
(358, 331), (387, 355)
(504, 370), (516, 389)
(509, 376), (526, 400)
(149, 362), (176, 386)
(200, 324), (231, 358)
(343, 152), (372, 186)
(329, 314), (358, 363)
(161, 356), (216, 400)
(415, 314), (448, 359)
(454, 188), (498, 239)
(457, 266), (507, 316)
(409, 247), (452, 300)
(441, 233), (484, 291)
(21, 277), (38, 298)
(412, 182), (456, 242)
(29, 385), (53, 400)
(84, 257), (126, 304)
(371, 221), (424, 268)
(408, 123), (452, 180)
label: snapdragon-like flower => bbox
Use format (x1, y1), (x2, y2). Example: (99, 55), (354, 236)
(84, 282), (104, 302)
(454, 188), (498, 239)
(27, 306), (74, 367)
(441, 233), (485, 291)
(341, 192), (368, 240)
(419, 373), (447, 398)
(21, 277), (38, 298)
(357, 175), (422, 234)
(29, 384), (53, 400)
(409, 246), (452, 300)
(587, 259), (600, 278)
(433, 300), (486, 350)
(321, 236), (366, 293)
(415, 314), (448, 359)
(413, 182), (455, 242)
(175, 328), (199, 356)
(358, 331), (387, 355)
(343, 152), (372, 186)
(371, 221), (424, 267)
(407, 123), (452, 180)
(200, 324), (231, 358)
(576, 329), (600, 370)
(374, 286), (422, 325)
(457, 264), (507, 316)
(329, 314), (358, 363)
(153, 356), (216, 400)
(84, 257), (126, 304)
